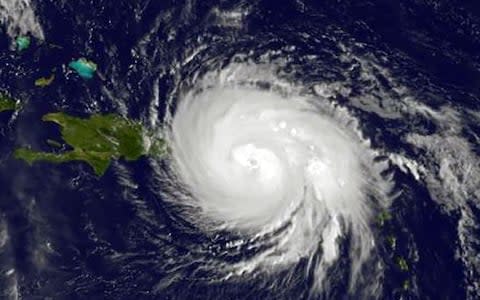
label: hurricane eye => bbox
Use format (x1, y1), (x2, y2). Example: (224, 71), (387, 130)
(162, 79), (392, 295)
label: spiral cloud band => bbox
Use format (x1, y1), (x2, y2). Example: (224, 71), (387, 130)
(170, 87), (366, 229)
(162, 64), (391, 294)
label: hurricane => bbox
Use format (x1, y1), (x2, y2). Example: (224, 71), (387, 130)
(1, 1), (479, 299)
(156, 62), (393, 298)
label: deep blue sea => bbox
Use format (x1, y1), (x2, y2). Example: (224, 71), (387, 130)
(0, 1), (479, 299)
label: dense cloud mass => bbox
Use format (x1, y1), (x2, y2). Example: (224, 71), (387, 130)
(160, 63), (393, 297)
(0, 0), (479, 299)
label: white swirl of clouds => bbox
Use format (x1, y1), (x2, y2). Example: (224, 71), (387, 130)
(160, 63), (393, 295)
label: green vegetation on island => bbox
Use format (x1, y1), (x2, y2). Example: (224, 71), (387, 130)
(402, 280), (410, 291)
(0, 94), (20, 112)
(69, 58), (97, 79)
(35, 74), (55, 87)
(396, 257), (409, 272)
(15, 112), (167, 176)
(386, 235), (397, 249)
(376, 211), (392, 227)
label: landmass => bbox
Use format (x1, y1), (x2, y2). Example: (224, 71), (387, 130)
(16, 36), (30, 51)
(35, 74), (55, 87)
(396, 257), (409, 272)
(0, 93), (20, 112)
(69, 58), (97, 79)
(386, 235), (397, 249)
(402, 280), (410, 291)
(376, 211), (392, 227)
(15, 113), (167, 176)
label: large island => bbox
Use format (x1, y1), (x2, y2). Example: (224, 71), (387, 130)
(0, 93), (20, 112)
(15, 113), (167, 176)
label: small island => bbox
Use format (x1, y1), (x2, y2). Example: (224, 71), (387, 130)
(35, 74), (55, 87)
(15, 113), (167, 176)
(0, 93), (20, 112)
(69, 58), (97, 79)
(16, 36), (31, 51)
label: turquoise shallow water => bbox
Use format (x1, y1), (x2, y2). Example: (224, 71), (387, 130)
(0, 0), (479, 299)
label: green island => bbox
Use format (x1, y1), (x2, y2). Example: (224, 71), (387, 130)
(0, 93), (20, 112)
(35, 74), (55, 87)
(15, 113), (167, 176)
(376, 211), (392, 227)
(396, 256), (409, 272)
(402, 280), (410, 291)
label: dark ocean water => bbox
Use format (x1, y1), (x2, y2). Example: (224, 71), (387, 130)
(0, 0), (479, 299)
